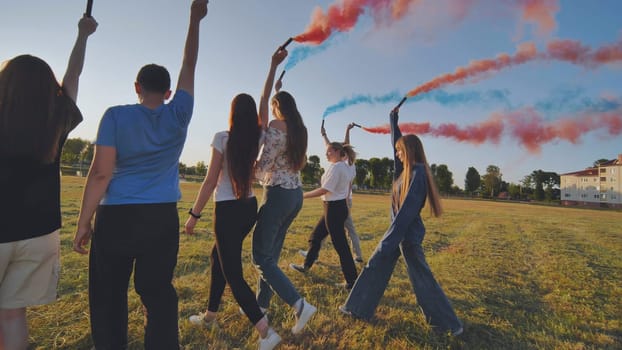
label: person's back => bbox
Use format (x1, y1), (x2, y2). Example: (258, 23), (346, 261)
(96, 80), (193, 204)
(73, 2), (208, 348)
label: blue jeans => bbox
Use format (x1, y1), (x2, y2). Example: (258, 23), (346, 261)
(252, 186), (303, 308)
(344, 231), (461, 332)
(344, 198), (362, 259)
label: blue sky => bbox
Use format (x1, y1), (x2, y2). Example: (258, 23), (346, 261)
(2, 0), (621, 187)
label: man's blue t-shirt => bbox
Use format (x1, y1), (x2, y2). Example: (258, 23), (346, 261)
(95, 90), (193, 205)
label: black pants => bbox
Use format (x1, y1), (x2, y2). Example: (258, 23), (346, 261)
(207, 197), (264, 325)
(89, 203), (179, 350)
(304, 199), (358, 286)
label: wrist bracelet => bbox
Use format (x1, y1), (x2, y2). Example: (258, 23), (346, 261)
(188, 209), (201, 219)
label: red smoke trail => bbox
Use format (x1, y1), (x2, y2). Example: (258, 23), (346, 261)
(293, 0), (420, 44)
(406, 38), (622, 98)
(515, 0), (559, 36)
(363, 108), (622, 153)
(406, 42), (538, 97)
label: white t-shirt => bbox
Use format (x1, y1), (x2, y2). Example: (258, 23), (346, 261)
(212, 131), (256, 202)
(346, 161), (356, 200)
(320, 161), (351, 201)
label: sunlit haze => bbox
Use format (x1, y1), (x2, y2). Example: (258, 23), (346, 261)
(2, 0), (621, 187)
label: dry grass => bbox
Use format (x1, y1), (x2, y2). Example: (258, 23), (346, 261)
(25, 176), (622, 349)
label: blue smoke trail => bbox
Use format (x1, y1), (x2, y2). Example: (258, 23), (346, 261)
(284, 34), (342, 71)
(322, 89), (512, 118)
(535, 87), (621, 115)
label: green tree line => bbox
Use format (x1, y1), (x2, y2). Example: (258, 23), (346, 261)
(62, 138), (590, 201)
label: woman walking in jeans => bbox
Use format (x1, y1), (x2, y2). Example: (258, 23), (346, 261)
(339, 108), (463, 336)
(185, 93), (281, 350)
(251, 46), (317, 335)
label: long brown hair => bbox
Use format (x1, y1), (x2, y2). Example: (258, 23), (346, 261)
(271, 91), (307, 171)
(227, 93), (261, 199)
(393, 134), (442, 217)
(0, 55), (80, 163)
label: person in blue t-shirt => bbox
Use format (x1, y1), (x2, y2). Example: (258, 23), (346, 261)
(72, 1), (208, 348)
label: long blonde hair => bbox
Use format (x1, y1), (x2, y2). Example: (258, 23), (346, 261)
(393, 134), (442, 217)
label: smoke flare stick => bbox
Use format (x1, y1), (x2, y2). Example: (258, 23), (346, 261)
(395, 96), (407, 109)
(86, 0), (93, 17)
(277, 70), (286, 82)
(279, 37), (293, 51)
(352, 123), (362, 128)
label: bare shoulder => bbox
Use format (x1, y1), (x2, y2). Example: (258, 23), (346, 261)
(269, 119), (287, 132)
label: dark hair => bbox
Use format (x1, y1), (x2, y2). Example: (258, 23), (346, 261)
(0, 55), (81, 163)
(227, 93), (261, 199)
(136, 64), (171, 94)
(271, 91), (307, 171)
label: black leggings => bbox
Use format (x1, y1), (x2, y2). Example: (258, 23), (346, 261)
(207, 197), (264, 325)
(304, 199), (358, 286)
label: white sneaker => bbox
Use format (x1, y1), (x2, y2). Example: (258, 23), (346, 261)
(298, 249), (308, 258)
(291, 299), (317, 334)
(188, 313), (216, 329)
(451, 326), (464, 336)
(258, 328), (281, 350)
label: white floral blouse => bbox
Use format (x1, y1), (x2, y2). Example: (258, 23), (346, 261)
(255, 127), (302, 189)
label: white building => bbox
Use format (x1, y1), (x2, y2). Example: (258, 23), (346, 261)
(560, 154), (622, 209)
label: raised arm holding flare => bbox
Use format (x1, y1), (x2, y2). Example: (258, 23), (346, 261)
(73, 1), (208, 348)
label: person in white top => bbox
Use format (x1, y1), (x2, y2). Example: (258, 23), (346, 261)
(184, 93), (281, 350)
(290, 142), (359, 289)
(299, 122), (363, 262)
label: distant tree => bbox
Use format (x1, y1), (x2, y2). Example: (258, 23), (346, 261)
(520, 174), (534, 199)
(195, 161), (207, 177)
(530, 170), (559, 201)
(179, 162), (187, 175)
(369, 157), (393, 189)
(450, 185), (462, 195)
(464, 167), (481, 195)
(431, 163), (453, 194)
(354, 159), (369, 188)
(593, 158), (609, 167)
(482, 165), (502, 198)
(61, 138), (90, 164)
(508, 183), (521, 199)
(301, 155), (322, 185)
(381, 157), (394, 188)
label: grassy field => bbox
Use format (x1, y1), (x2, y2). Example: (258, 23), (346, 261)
(26, 176), (621, 349)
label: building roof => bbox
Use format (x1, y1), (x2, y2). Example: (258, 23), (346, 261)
(561, 154), (622, 176)
(560, 168), (599, 177)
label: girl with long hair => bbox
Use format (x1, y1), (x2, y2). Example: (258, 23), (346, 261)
(185, 93), (281, 350)
(250, 47), (317, 335)
(0, 15), (97, 348)
(339, 108), (463, 336)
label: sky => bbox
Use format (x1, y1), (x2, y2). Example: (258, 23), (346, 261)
(2, 0), (621, 188)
